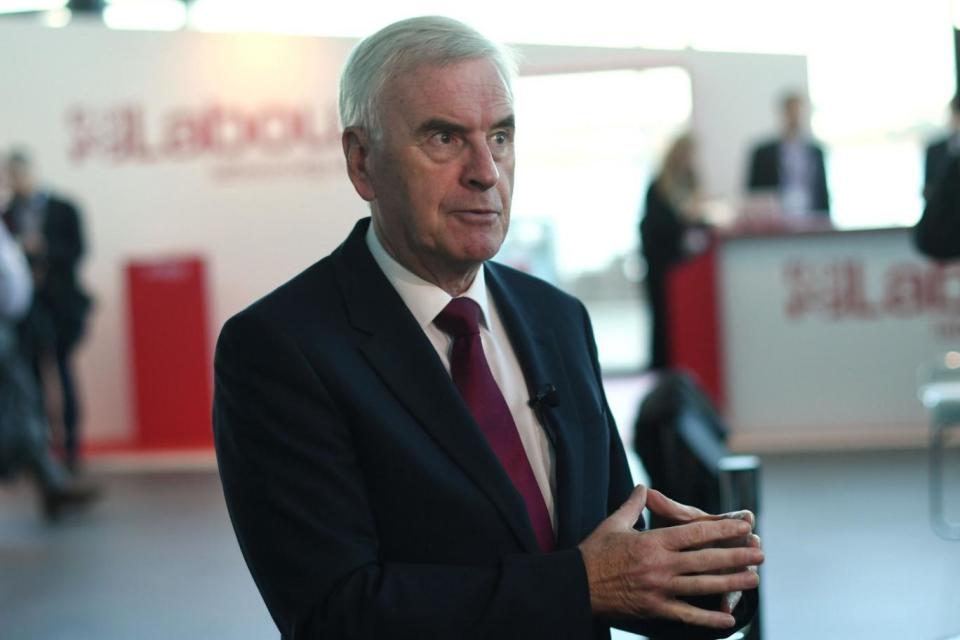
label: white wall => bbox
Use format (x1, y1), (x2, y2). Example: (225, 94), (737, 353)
(518, 44), (807, 198)
(0, 23), (806, 444)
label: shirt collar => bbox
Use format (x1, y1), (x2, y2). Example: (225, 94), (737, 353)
(365, 220), (491, 331)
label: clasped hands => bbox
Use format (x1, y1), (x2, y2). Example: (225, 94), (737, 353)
(578, 484), (763, 629)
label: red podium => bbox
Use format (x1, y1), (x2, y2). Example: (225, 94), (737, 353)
(126, 257), (213, 450)
(666, 246), (726, 410)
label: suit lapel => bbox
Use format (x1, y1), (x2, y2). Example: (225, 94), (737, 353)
(331, 219), (540, 553)
(485, 264), (586, 549)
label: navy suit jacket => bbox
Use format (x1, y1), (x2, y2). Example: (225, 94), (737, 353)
(915, 154), (960, 259)
(924, 137), (958, 200)
(747, 138), (831, 216)
(213, 217), (755, 639)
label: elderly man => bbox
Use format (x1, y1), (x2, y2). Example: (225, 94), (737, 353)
(214, 16), (762, 639)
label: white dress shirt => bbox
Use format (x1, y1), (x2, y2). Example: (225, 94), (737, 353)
(365, 224), (557, 531)
(779, 138), (814, 217)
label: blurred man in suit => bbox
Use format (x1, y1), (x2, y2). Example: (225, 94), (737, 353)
(3, 150), (92, 472)
(214, 16), (762, 639)
(915, 153), (960, 259)
(923, 93), (960, 202)
(747, 91), (831, 218)
(0, 221), (99, 520)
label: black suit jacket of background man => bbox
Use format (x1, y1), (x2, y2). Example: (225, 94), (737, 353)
(213, 217), (755, 639)
(924, 136), (959, 201)
(747, 139), (831, 216)
(915, 154), (960, 259)
(1, 194), (90, 349)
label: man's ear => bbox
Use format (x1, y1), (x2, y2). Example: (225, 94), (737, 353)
(342, 128), (376, 202)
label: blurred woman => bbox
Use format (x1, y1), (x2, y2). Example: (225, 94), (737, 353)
(640, 134), (710, 370)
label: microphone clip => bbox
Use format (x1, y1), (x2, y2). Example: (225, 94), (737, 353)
(529, 383), (560, 410)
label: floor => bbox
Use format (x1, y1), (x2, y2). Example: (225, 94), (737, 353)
(0, 471), (271, 640)
(3, 446), (959, 640)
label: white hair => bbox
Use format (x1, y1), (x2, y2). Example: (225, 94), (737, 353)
(338, 16), (517, 141)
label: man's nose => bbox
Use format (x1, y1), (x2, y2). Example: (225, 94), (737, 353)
(461, 142), (499, 191)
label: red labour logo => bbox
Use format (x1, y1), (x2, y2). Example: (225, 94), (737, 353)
(66, 103), (341, 164)
(784, 259), (960, 321)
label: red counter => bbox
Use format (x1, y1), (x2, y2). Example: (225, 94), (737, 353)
(666, 226), (959, 450)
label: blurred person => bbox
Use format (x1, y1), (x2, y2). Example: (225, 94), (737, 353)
(3, 149), (92, 472)
(923, 93), (960, 201)
(214, 16), (761, 640)
(747, 90), (831, 218)
(0, 221), (99, 520)
(640, 134), (711, 371)
(914, 153), (960, 259)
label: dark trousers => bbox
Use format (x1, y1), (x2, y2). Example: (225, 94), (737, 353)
(54, 341), (80, 470)
(0, 324), (69, 490)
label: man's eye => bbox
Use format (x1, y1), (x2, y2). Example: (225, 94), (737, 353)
(493, 132), (509, 144)
(434, 132), (454, 144)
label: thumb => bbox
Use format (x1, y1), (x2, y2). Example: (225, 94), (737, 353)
(607, 484), (648, 531)
(647, 488), (709, 524)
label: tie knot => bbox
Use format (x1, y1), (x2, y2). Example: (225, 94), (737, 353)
(435, 297), (482, 338)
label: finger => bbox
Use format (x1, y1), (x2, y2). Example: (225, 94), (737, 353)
(647, 489), (709, 523)
(608, 484), (648, 531)
(717, 510), (755, 529)
(690, 509), (755, 528)
(658, 598), (736, 629)
(669, 570), (760, 597)
(663, 518), (753, 551)
(713, 531), (759, 550)
(674, 547), (765, 574)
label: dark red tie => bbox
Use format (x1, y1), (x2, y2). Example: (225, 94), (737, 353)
(435, 297), (555, 552)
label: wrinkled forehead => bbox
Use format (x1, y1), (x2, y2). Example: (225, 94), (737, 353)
(393, 52), (513, 93)
(380, 59), (513, 122)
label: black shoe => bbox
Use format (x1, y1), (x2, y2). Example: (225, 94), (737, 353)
(42, 481), (102, 522)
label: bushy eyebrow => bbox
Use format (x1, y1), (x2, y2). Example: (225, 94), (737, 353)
(492, 115), (515, 131)
(415, 118), (469, 137)
(415, 115), (515, 137)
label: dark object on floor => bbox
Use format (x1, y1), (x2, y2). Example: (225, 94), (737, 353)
(632, 371), (764, 640)
(42, 479), (102, 522)
(633, 371), (730, 522)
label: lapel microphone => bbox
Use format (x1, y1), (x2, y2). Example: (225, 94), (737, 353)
(530, 384), (560, 446)
(529, 383), (560, 410)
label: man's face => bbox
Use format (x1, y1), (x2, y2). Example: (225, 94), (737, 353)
(782, 97), (804, 134)
(7, 162), (32, 198)
(361, 58), (515, 280)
